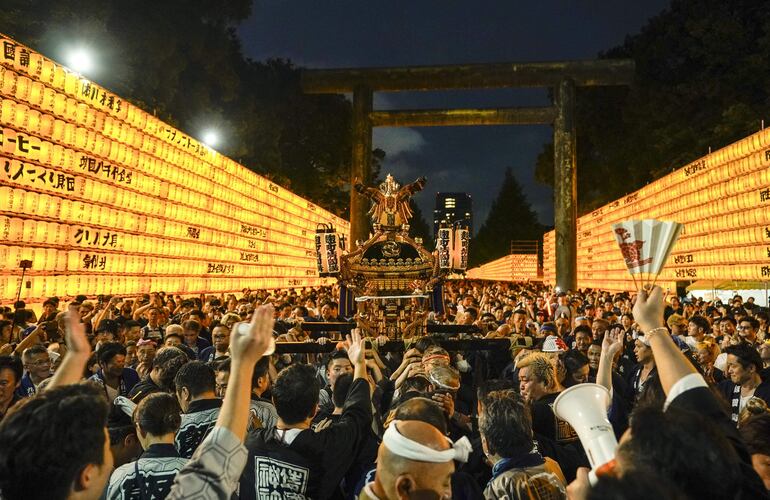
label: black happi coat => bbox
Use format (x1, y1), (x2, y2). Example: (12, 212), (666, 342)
(239, 378), (372, 500)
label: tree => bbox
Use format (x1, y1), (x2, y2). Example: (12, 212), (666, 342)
(408, 200), (434, 250)
(535, 0), (770, 214)
(470, 168), (545, 267)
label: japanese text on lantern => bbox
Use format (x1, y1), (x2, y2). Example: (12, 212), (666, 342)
(0, 33), (349, 302)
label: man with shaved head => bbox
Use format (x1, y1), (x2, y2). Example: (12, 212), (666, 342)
(383, 397), (448, 434)
(360, 419), (470, 499)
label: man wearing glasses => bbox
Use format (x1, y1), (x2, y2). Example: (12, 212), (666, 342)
(737, 317), (760, 346)
(17, 345), (51, 398)
(199, 326), (231, 363)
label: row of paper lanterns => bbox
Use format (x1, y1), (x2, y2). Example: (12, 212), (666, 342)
(577, 225), (770, 257)
(609, 128), (770, 201)
(0, 274), (332, 303)
(0, 73), (345, 232)
(0, 245), (315, 275)
(574, 264), (770, 282)
(577, 173), (770, 236)
(0, 118), (329, 232)
(0, 67), (343, 228)
(467, 255), (540, 282)
(576, 148), (770, 234)
(0, 218), (312, 261)
(0, 215), (312, 268)
(0, 184), (318, 251)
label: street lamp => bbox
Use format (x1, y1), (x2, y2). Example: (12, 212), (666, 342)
(202, 129), (219, 148)
(66, 47), (94, 74)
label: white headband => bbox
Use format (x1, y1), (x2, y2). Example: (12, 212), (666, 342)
(383, 420), (472, 463)
(632, 332), (650, 346)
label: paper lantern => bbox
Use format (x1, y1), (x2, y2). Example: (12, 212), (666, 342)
(26, 109), (41, 134)
(0, 99), (14, 124)
(451, 227), (470, 272)
(0, 69), (16, 96)
(9, 188), (25, 214)
(14, 76), (30, 101)
(50, 119), (64, 142)
(62, 122), (76, 147)
(28, 81), (44, 106)
(63, 71), (79, 97)
(13, 103), (29, 131)
(0, 276), (17, 300)
(22, 191), (40, 215)
(0, 187), (13, 213)
(46, 195), (62, 219)
(1, 246), (17, 272)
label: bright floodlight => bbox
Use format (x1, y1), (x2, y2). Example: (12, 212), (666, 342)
(67, 47), (94, 74)
(202, 130), (219, 148)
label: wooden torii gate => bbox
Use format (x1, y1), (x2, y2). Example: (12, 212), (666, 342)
(301, 60), (634, 291)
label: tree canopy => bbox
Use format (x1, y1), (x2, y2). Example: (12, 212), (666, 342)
(407, 200), (434, 251)
(535, 0), (770, 213)
(470, 168), (545, 267)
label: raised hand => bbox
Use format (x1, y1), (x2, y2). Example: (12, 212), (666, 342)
(407, 362), (424, 377)
(602, 327), (624, 357)
(432, 392), (455, 418)
(46, 305), (92, 389)
(632, 286), (665, 332)
(232, 304), (275, 366)
(404, 347), (421, 361)
(65, 304), (91, 356)
(345, 328), (365, 367)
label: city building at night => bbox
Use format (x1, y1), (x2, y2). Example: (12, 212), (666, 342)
(433, 192), (472, 237)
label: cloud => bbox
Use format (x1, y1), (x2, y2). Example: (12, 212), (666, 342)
(372, 127), (426, 157)
(379, 156), (418, 179)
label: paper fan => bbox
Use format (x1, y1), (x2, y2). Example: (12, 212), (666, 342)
(611, 219), (683, 290)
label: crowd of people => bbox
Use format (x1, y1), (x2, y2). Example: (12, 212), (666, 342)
(0, 281), (769, 499)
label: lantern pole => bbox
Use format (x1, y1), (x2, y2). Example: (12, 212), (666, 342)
(11, 260), (32, 335)
(15, 267), (27, 305)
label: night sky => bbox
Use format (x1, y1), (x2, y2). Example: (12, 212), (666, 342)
(238, 1), (671, 231)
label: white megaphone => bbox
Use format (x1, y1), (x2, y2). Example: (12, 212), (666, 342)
(553, 383), (617, 485)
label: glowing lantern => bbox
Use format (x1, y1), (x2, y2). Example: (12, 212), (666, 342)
(1, 99), (14, 124)
(15, 76), (31, 101)
(0, 70), (15, 96)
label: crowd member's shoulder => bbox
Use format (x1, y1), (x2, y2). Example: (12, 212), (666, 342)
(0, 384), (111, 500)
(588, 469), (687, 500)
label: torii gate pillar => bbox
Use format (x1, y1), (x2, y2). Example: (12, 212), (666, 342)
(350, 86), (373, 248)
(554, 78), (577, 291)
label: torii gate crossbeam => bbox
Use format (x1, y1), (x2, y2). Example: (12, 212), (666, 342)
(302, 59), (634, 291)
